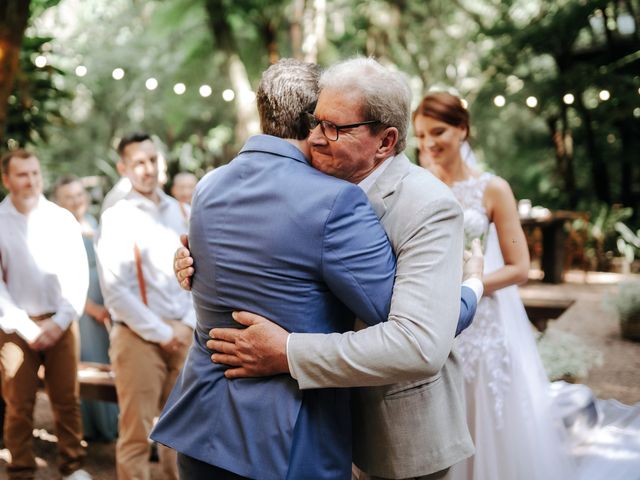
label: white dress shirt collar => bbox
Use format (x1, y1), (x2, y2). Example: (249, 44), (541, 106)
(357, 155), (396, 193)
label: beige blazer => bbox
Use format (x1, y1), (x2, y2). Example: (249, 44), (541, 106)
(288, 154), (474, 478)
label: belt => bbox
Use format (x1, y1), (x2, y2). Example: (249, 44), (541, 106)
(29, 312), (55, 322)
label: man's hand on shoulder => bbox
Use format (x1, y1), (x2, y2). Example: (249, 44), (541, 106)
(207, 311), (290, 379)
(174, 234), (193, 291)
(30, 319), (64, 351)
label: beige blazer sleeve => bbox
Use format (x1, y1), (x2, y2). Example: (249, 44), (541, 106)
(288, 163), (464, 389)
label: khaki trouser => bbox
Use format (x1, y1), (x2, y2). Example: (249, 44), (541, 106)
(0, 326), (84, 479)
(110, 324), (188, 480)
(354, 465), (451, 480)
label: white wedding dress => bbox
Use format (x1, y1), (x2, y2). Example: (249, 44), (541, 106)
(447, 173), (640, 480)
(448, 173), (577, 480)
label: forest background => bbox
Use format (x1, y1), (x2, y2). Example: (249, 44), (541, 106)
(1, 0), (639, 266)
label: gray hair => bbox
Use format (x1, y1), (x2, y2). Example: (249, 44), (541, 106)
(319, 57), (411, 153)
(257, 59), (321, 140)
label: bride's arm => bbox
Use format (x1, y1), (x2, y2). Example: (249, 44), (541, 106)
(482, 177), (530, 295)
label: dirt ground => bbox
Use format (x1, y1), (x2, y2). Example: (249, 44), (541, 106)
(521, 270), (640, 404)
(2, 270), (639, 479)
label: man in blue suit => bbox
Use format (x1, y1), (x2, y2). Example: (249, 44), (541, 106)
(151, 60), (397, 479)
(174, 58), (483, 480)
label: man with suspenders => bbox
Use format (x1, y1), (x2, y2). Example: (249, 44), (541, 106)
(96, 133), (194, 480)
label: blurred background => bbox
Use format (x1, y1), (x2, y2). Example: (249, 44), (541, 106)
(1, 0), (639, 273)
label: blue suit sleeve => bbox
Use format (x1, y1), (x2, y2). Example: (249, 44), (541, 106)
(456, 285), (477, 336)
(321, 185), (396, 326)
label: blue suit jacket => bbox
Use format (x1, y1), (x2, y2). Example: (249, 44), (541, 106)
(457, 285), (477, 336)
(152, 135), (396, 479)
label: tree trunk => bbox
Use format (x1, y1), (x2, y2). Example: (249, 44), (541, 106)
(289, 0), (304, 59)
(0, 1), (31, 145)
(302, 0), (326, 63)
(204, 0), (258, 146)
(575, 96), (610, 203)
(547, 110), (578, 207)
(263, 19), (279, 65)
(616, 118), (638, 208)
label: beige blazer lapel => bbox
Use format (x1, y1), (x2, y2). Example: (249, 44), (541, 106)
(365, 154), (412, 220)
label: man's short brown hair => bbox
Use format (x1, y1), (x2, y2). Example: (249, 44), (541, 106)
(1, 149), (35, 176)
(256, 59), (320, 140)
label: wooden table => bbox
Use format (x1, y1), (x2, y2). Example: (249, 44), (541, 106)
(77, 362), (117, 403)
(38, 362), (117, 403)
(521, 211), (582, 284)
(522, 297), (575, 331)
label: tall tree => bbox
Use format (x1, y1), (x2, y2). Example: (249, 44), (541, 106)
(0, 1), (31, 143)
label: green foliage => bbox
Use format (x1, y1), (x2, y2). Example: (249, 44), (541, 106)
(473, 0), (640, 217)
(615, 222), (640, 262)
(1, 0), (637, 233)
(571, 204), (634, 269)
(3, 35), (70, 151)
(536, 328), (603, 381)
(604, 280), (640, 322)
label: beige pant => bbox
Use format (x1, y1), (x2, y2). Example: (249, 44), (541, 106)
(353, 464), (451, 480)
(110, 324), (188, 480)
(0, 327), (84, 479)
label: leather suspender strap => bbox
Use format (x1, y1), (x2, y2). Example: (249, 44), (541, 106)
(133, 243), (148, 305)
(0, 250), (7, 284)
(179, 202), (188, 221)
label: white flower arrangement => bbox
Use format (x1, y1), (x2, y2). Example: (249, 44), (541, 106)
(463, 208), (486, 250)
(536, 328), (603, 381)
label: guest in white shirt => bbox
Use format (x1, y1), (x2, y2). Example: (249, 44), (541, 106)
(0, 149), (90, 480)
(95, 133), (194, 480)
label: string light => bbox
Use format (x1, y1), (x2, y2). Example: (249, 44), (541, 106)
(34, 55), (47, 68)
(49, 61), (639, 119)
(145, 78), (158, 90)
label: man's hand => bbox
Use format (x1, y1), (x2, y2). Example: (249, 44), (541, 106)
(206, 311), (289, 379)
(85, 300), (111, 326)
(174, 234), (193, 291)
(30, 319), (64, 351)
(463, 238), (484, 282)
(161, 320), (193, 353)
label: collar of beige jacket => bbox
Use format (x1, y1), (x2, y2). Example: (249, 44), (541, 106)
(366, 153), (411, 220)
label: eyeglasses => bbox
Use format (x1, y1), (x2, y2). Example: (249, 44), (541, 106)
(307, 113), (380, 141)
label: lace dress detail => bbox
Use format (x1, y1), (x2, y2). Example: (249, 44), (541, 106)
(451, 173), (511, 428)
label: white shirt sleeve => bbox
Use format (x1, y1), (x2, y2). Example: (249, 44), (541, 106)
(286, 334), (297, 379)
(51, 213), (89, 331)
(462, 277), (484, 302)
(96, 207), (173, 344)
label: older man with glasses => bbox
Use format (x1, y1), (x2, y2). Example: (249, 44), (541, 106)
(174, 58), (482, 480)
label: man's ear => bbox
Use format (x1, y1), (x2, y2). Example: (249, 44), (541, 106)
(116, 159), (126, 177)
(376, 127), (399, 159)
(1, 174), (9, 190)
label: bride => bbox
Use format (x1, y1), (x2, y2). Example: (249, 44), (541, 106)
(412, 92), (577, 480)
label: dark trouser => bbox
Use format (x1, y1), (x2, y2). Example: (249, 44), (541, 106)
(177, 453), (250, 480)
(0, 327), (84, 479)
